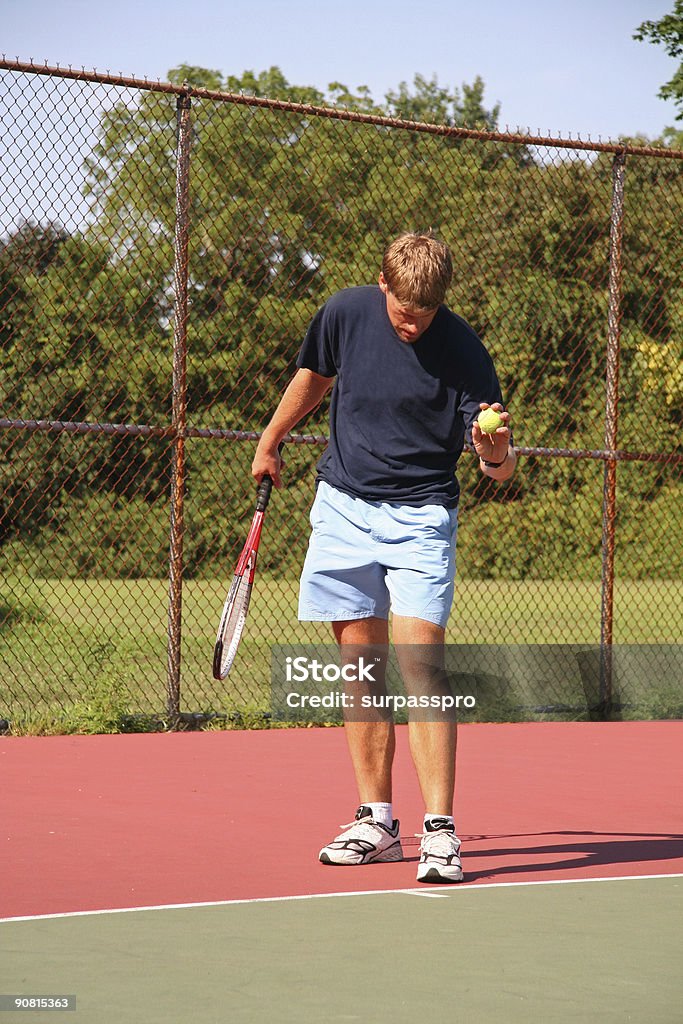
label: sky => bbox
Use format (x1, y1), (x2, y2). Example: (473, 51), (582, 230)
(2, 0), (680, 142)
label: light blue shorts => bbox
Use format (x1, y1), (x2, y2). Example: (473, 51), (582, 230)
(298, 481), (458, 628)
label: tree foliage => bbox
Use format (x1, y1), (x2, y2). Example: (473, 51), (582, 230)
(0, 67), (681, 579)
(634, 1), (683, 119)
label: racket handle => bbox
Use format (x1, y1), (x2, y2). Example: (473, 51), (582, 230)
(256, 475), (273, 511)
(255, 441), (284, 511)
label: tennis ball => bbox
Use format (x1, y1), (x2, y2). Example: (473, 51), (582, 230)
(477, 408), (504, 434)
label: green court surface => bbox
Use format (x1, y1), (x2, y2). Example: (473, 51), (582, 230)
(2, 876), (680, 1023)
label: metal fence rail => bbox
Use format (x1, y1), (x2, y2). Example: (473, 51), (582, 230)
(0, 59), (681, 729)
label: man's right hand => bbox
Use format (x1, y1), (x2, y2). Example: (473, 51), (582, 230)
(252, 438), (284, 488)
(250, 368), (334, 489)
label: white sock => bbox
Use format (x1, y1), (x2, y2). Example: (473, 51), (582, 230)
(364, 802), (393, 827)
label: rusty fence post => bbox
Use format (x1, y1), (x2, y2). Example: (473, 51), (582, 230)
(599, 152), (626, 719)
(166, 89), (192, 724)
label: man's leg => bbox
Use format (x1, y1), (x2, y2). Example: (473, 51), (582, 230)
(393, 614), (463, 883)
(318, 616), (403, 866)
(332, 616), (394, 803)
(392, 615), (456, 815)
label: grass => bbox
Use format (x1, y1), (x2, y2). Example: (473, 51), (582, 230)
(0, 575), (681, 733)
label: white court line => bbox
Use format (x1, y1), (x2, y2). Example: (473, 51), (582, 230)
(1, 872), (681, 924)
(406, 892), (450, 898)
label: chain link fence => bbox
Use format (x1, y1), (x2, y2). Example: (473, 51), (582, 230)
(0, 60), (681, 730)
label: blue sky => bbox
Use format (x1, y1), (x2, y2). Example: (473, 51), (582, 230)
(3, 0), (680, 141)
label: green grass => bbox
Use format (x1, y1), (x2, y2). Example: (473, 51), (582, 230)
(1, 575), (681, 732)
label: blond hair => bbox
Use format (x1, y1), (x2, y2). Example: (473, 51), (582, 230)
(381, 232), (453, 309)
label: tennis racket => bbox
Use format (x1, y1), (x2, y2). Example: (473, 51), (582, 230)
(212, 447), (282, 680)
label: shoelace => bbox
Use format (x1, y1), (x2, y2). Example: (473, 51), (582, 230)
(338, 817), (383, 832)
(414, 829), (460, 855)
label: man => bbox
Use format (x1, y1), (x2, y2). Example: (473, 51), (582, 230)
(252, 232), (516, 883)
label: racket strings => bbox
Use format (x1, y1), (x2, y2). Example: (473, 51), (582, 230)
(218, 575), (252, 677)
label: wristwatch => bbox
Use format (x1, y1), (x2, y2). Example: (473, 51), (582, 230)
(482, 450), (509, 468)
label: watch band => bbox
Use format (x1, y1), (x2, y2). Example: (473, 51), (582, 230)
(482, 451), (509, 468)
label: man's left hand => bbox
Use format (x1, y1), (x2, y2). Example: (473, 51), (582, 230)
(472, 403), (512, 465)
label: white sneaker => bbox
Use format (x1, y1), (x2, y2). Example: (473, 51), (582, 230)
(416, 819), (464, 883)
(319, 806), (403, 865)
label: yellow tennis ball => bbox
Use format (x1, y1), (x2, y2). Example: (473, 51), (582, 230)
(477, 408), (504, 434)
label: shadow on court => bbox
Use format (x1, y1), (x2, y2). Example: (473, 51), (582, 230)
(456, 830), (683, 881)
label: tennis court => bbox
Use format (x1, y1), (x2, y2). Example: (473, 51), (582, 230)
(2, 721), (681, 1022)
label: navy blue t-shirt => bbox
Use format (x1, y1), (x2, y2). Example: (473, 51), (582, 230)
(296, 285), (504, 507)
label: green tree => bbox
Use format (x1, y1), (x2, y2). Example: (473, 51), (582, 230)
(0, 222), (172, 553)
(2, 65), (680, 581)
(634, 1), (683, 119)
(384, 73), (499, 129)
(82, 67), (520, 437)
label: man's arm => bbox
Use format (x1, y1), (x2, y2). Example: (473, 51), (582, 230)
(252, 368), (334, 486)
(478, 444), (517, 481)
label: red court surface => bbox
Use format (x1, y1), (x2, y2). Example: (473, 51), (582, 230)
(2, 721), (682, 920)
